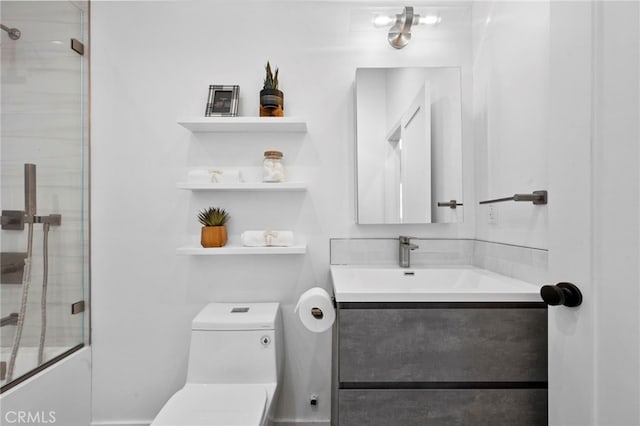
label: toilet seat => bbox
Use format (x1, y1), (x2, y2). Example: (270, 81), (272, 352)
(151, 384), (267, 426)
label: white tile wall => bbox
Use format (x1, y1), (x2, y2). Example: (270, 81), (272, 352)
(1, 1), (88, 357)
(473, 239), (548, 284)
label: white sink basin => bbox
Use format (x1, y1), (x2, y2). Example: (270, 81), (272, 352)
(330, 265), (542, 302)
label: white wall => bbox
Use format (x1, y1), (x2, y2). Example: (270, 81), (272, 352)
(473, 3), (640, 425)
(591, 2), (640, 423)
(472, 1), (549, 249)
(90, 1), (471, 424)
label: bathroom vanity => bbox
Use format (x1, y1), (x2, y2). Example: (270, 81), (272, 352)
(331, 266), (548, 426)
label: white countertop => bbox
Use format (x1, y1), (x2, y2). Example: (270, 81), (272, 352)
(330, 265), (542, 303)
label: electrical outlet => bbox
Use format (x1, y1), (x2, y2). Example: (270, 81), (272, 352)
(488, 204), (498, 225)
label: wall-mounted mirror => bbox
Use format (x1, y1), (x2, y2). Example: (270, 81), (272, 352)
(355, 67), (463, 224)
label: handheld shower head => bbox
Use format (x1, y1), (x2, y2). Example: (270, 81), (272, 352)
(24, 164), (36, 217)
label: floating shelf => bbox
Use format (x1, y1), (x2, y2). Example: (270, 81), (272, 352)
(177, 244), (307, 255)
(176, 182), (307, 191)
(177, 117), (307, 133)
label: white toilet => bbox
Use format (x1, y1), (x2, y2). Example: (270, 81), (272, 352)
(151, 302), (283, 426)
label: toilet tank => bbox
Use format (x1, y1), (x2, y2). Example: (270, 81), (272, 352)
(186, 303), (283, 385)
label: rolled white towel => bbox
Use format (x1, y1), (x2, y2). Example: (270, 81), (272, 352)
(187, 169), (211, 183)
(210, 169), (243, 183)
(241, 230), (295, 247)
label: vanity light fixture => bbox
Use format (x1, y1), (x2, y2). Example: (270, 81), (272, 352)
(373, 6), (441, 49)
(373, 15), (395, 27)
(419, 14), (442, 26)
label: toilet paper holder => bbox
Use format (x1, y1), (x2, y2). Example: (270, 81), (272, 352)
(295, 288), (336, 333)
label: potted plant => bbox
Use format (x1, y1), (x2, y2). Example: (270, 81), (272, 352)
(260, 61), (284, 117)
(198, 207), (230, 247)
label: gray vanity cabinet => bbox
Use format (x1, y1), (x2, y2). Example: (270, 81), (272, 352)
(334, 302), (548, 426)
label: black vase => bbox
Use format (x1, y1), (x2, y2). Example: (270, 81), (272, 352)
(260, 88), (284, 109)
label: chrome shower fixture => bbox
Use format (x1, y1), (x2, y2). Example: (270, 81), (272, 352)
(373, 6), (441, 49)
(1, 164), (62, 231)
(0, 23), (21, 40)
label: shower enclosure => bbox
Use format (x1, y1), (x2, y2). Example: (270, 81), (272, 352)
(0, 1), (89, 392)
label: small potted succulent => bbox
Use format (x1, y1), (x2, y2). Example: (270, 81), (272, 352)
(198, 207), (230, 248)
(260, 61), (284, 117)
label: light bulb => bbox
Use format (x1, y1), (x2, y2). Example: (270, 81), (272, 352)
(373, 15), (394, 28)
(418, 14), (441, 26)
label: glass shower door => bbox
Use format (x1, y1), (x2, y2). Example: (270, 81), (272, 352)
(0, 1), (89, 391)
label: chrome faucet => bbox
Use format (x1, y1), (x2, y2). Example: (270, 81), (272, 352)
(398, 236), (419, 268)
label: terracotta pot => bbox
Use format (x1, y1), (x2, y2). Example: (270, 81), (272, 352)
(200, 226), (227, 248)
(259, 105), (284, 117)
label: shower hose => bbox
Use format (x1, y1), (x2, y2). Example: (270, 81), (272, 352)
(6, 222), (51, 382)
(38, 222), (50, 365)
(6, 222), (34, 382)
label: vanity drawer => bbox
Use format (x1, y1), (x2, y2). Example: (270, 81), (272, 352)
(338, 305), (547, 383)
(338, 389), (548, 426)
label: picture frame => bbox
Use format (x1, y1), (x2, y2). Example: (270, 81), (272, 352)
(205, 85), (239, 117)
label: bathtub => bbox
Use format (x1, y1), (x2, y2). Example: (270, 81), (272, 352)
(1, 346), (71, 386)
(0, 346), (91, 426)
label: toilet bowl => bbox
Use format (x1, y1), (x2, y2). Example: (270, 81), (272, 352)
(152, 384), (269, 426)
(151, 302), (283, 426)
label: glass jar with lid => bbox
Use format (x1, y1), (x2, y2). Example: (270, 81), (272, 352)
(263, 150), (285, 182)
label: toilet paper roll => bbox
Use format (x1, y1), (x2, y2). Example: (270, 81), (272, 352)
(294, 287), (335, 333)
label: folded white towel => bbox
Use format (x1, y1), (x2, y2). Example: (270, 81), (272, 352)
(187, 169), (211, 183)
(210, 168), (243, 183)
(241, 230), (295, 247)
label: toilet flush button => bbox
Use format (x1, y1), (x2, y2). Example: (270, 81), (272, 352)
(260, 336), (271, 346)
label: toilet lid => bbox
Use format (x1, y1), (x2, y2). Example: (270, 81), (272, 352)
(151, 384), (267, 426)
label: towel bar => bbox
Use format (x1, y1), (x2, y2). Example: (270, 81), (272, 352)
(479, 190), (547, 205)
